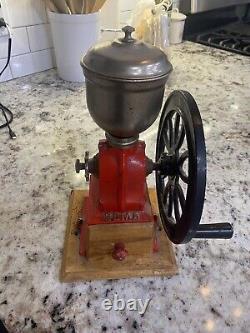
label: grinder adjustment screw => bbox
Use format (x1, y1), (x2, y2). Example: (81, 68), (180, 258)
(75, 151), (90, 182)
(75, 159), (85, 173)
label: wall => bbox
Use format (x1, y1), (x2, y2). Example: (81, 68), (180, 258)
(0, 0), (54, 83)
(119, 0), (136, 26)
(100, 0), (121, 42)
(100, 0), (136, 41)
(0, 0), (137, 83)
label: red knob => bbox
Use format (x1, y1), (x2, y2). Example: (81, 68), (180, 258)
(112, 242), (128, 261)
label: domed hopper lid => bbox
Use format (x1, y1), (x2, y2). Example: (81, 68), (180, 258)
(81, 26), (172, 81)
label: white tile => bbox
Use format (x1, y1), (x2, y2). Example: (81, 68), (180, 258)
(0, 3), (8, 23)
(10, 48), (53, 78)
(0, 36), (9, 59)
(10, 53), (33, 78)
(1, 27), (29, 59)
(27, 24), (52, 52)
(11, 27), (30, 56)
(120, 10), (132, 25)
(31, 49), (53, 72)
(120, 0), (136, 12)
(100, 0), (120, 42)
(51, 48), (56, 67)
(0, 60), (12, 82)
(1, 0), (47, 28)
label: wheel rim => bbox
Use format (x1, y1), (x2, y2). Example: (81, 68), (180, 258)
(156, 90), (206, 244)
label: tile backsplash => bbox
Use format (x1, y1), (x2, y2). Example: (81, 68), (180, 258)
(10, 49), (53, 78)
(27, 24), (53, 52)
(0, 0), (136, 83)
(120, 0), (136, 26)
(9, 27), (30, 56)
(0, 0), (54, 82)
(1, 0), (47, 28)
(0, 57), (12, 82)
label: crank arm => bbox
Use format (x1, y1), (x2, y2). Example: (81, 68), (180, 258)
(194, 223), (233, 239)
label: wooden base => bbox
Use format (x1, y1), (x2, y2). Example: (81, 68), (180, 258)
(87, 222), (155, 260)
(60, 189), (178, 282)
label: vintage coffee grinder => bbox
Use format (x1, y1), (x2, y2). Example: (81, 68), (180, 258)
(61, 26), (233, 281)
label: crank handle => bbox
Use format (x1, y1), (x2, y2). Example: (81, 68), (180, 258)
(194, 223), (233, 239)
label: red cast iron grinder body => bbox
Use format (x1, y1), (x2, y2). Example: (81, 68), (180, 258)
(79, 140), (154, 256)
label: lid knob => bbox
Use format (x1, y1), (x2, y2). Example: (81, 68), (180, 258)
(121, 26), (135, 43)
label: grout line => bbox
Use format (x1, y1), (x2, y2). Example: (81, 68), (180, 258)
(0, 64), (12, 82)
(7, 22), (47, 29)
(8, 63), (13, 79)
(10, 48), (53, 59)
(0, 49), (52, 61)
(26, 26), (32, 53)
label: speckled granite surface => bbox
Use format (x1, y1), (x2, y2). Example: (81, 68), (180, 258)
(0, 42), (249, 333)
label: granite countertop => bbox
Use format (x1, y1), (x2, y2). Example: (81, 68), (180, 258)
(0, 42), (249, 333)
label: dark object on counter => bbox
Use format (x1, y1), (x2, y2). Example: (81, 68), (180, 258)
(0, 18), (16, 139)
(183, 4), (250, 56)
(179, 0), (250, 14)
(195, 21), (250, 56)
(0, 320), (9, 333)
(0, 18), (7, 27)
(0, 103), (16, 139)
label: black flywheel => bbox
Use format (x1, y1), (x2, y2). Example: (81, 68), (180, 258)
(156, 90), (206, 244)
(156, 90), (233, 243)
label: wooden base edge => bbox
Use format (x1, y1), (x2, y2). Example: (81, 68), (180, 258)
(60, 188), (178, 282)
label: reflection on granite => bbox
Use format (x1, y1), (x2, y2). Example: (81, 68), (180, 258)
(0, 42), (249, 333)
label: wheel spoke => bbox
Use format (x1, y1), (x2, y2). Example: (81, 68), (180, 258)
(167, 116), (174, 149)
(176, 184), (186, 209)
(162, 178), (175, 218)
(178, 151), (189, 184)
(179, 170), (189, 184)
(162, 128), (171, 152)
(174, 113), (180, 143)
(168, 185), (174, 217)
(178, 150), (188, 166)
(163, 180), (171, 204)
(159, 172), (165, 186)
(173, 188), (180, 222)
(173, 183), (186, 222)
(175, 123), (185, 150)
